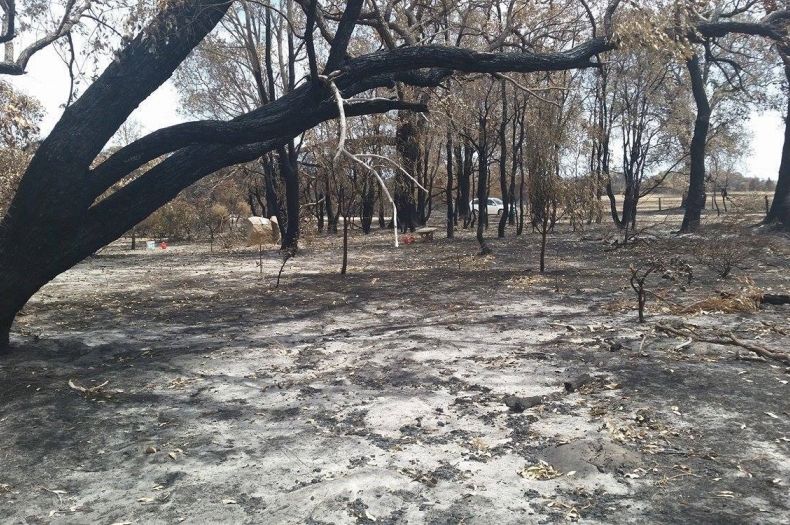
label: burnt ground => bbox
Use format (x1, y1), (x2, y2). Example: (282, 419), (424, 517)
(1, 214), (790, 524)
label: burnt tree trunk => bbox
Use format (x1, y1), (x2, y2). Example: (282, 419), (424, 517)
(539, 212), (549, 273)
(325, 170), (337, 234)
(446, 131), (454, 238)
(377, 184), (386, 228)
(360, 174), (374, 234)
(680, 54), (710, 233)
(766, 56), (790, 229)
(0, 0), (233, 351)
(457, 143), (473, 228)
(262, 155), (285, 236)
(498, 80), (509, 238)
(278, 143), (300, 250)
(395, 114), (419, 233)
(476, 116), (491, 255)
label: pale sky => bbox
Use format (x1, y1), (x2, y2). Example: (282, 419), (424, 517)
(8, 45), (786, 180)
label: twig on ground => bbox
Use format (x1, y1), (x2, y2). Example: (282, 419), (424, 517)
(68, 379), (109, 393)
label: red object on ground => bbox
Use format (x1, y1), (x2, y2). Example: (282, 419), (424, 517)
(160, 242), (168, 250)
(402, 236), (411, 244)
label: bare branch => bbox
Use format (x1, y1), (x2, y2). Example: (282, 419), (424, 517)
(0, 0), (15, 45)
(304, 0), (319, 84)
(324, 0), (365, 73)
(0, 0), (89, 76)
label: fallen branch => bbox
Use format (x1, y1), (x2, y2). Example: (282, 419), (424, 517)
(655, 324), (790, 366)
(729, 335), (790, 365)
(735, 351), (767, 363)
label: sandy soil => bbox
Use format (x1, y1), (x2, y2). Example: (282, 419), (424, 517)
(2, 214), (790, 524)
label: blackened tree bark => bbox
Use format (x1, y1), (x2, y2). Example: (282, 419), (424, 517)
(261, 155), (285, 237)
(508, 95), (525, 227)
(497, 79), (509, 238)
(516, 110), (527, 235)
(476, 114), (492, 255)
(593, 64), (613, 225)
(278, 143), (301, 250)
(445, 131), (454, 238)
(456, 142), (473, 228)
(325, 169), (337, 233)
(395, 114), (419, 232)
(0, 0), (234, 350)
(680, 53), (710, 233)
(360, 173), (375, 234)
(377, 184), (386, 228)
(766, 51), (790, 229)
(316, 190), (325, 232)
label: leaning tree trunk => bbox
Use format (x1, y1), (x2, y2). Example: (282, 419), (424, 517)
(765, 59), (790, 229)
(0, 0), (233, 352)
(680, 54), (710, 233)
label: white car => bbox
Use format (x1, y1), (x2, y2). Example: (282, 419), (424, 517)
(470, 197), (505, 217)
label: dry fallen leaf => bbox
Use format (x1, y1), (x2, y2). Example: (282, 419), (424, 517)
(518, 461), (562, 480)
(138, 497), (154, 503)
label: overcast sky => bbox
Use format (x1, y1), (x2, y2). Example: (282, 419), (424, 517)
(8, 46), (786, 181)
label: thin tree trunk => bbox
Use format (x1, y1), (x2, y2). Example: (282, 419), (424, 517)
(446, 131), (454, 238)
(458, 143), (472, 228)
(326, 170), (337, 233)
(377, 184), (386, 228)
(476, 117), (491, 255)
(498, 80), (509, 238)
(341, 188), (349, 274)
(539, 214), (548, 273)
